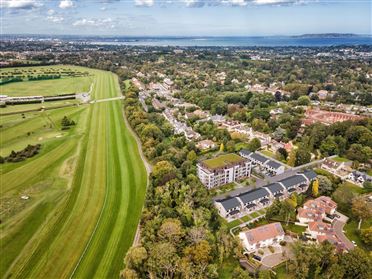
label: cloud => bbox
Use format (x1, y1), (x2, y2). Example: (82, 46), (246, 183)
(135, 0), (154, 7)
(72, 17), (116, 28)
(1, 0), (41, 9)
(59, 0), (74, 9)
(47, 9), (55, 15)
(47, 15), (64, 23)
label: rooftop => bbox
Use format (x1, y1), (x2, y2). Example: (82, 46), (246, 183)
(241, 222), (284, 245)
(238, 188), (270, 204)
(217, 197), (241, 211)
(264, 183), (285, 194)
(279, 174), (307, 189)
(201, 153), (247, 170)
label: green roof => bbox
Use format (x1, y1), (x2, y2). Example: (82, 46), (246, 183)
(202, 153), (246, 169)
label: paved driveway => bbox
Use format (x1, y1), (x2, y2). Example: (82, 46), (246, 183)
(333, 212), (354, 250)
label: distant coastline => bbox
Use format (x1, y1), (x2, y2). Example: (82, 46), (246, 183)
(2, 34), (372, 47)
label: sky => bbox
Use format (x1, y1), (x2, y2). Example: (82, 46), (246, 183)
(1, 0), (371, 36)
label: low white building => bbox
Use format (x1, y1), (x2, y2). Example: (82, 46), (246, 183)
(197, 154), (251, 189)
(239, 222), (285, 252)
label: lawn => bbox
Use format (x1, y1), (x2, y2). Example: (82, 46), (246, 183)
(282, 223), (306, 234)
(203, 153), (246, 169)
(227, 219), (242, 229)
(1, 76), (93, 96)
(217, 256), (240, 279)
(261, 149), (275, 158)
(332, 156), (351, 163)
(0, 66), (147, 278)
(344, 218), (372, 251)
(241, 215), (253, 222)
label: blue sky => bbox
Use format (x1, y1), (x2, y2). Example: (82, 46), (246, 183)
(1, 0), (371, 36)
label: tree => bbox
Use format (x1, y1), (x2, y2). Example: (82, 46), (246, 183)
(338, 248), (372, 279)
(360, 227), (372, 246)
(120, 268), (139, 279)
(312, 179), (319, 197)
(226, 140), (236, 152)
(347, 144), (372, 163)
(247, 138), (261, 152)
(186, 150), (197, 162)
(158, 218), (184, 242)
(219, 143), (224, 152)
(147, 242), (179, 278)
(352, 196), (372, 229)
(297, 96), (310, 106)
(152, 161), (177, 186)
(287, 149), (296, 167)
(294, 149), (311, 167)
(317, 175), (334, 195)
(124, 246), (148, 270)
(273, 127), (287, 142)
(277, 147), (288, 160)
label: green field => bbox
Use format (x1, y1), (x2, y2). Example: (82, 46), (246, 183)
(0, 65), (93, 96)
(0, 66), (148, 278)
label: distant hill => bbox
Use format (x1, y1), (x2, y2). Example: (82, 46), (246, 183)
(292, 33), (361, 38)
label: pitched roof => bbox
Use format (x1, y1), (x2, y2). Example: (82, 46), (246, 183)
(264, 183), (285, 194)
(308, 221), (334, 234)
(250, 153), (269, 164)
(242, 222), (284, 245)
(302, 170), (317, 181)
(266, 160), (282, 170)
(217, 197), (241, 211)
(279, 174), (307, 189)
(238, 188), (270, 204)
(239, 149), (252, 157)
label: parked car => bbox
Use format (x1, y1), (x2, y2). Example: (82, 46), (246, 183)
(253, 255), (262, 261)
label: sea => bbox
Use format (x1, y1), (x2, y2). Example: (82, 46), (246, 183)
(90, 36), (372, 47)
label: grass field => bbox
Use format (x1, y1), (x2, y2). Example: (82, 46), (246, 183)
(0, 66), (147, 278)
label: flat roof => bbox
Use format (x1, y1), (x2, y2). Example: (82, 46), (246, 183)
(201, 153), (246, 170)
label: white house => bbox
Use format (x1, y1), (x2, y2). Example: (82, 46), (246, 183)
(215, 197), (242, 218)
(239, 222), (285, 252)
(306, 221), (334, 239)
(197, 154), (251, 189)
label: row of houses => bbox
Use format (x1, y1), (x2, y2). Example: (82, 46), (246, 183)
(239, 150), (286, 176)
(163, 108), (201, 141)
(215, 170), (317, 219)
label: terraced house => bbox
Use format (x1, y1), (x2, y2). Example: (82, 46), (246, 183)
(215, 170), (317, 219)
(239, 150), (285, 176)
(197, 154), (251, 189)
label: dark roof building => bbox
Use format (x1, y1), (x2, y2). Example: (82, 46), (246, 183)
(218, 197), (241, 212)
(279, 175), (307, 189)
(302, 170), (317, 181)
(238, 188), (270, 204)
(249, 153), (269, 164)
(266, 160), (282, 170)
(264, 183), (285, 195)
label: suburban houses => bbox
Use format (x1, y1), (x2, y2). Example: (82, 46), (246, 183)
(297, 196), (352, 251)
(239, 222), (285, 252)
(197, 153), (252, 189)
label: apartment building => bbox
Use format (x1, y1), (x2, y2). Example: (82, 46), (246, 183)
(197, 154), (251, 189)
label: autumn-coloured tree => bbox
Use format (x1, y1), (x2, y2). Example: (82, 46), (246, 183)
(312, 179), (319, 197)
